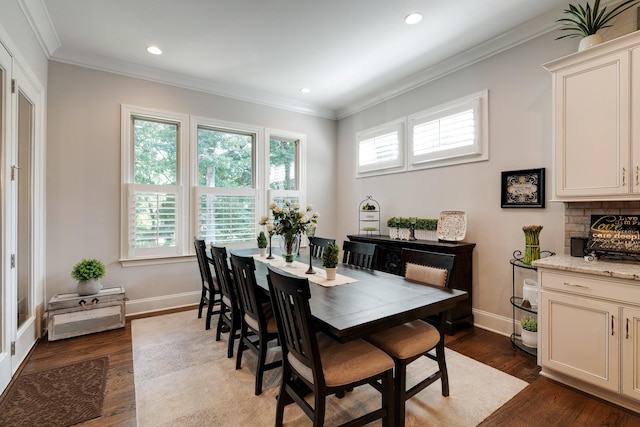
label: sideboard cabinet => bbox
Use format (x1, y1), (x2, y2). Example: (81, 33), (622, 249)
(534, 255), (640, 412)
(347, 235), (475, 334)
(543, 31), (640, 200)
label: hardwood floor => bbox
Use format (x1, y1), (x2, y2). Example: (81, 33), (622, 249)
(3, 309), (640, 426)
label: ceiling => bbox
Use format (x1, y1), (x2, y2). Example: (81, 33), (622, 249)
(27, 0), (568, 118)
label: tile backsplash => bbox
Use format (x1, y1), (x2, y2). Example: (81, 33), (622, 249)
(564, 201), (640, 254)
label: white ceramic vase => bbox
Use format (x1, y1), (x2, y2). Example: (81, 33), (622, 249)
(77, 278), (102, 296)
(258, 247), (266, 257)
(578, 33), (604, 51)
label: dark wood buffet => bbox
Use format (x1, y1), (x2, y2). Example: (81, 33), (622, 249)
(347, 234), (476, 334)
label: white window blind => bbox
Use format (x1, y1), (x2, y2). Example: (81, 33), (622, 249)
(409, 91), (488, 169)
(196, 189), (256, 245)
(356, 119), (405, 176)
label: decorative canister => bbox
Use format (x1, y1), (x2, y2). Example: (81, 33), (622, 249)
(522, 279), (539, 308)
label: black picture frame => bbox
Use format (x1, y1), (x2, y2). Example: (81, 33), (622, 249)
(501, 168), (545, 208)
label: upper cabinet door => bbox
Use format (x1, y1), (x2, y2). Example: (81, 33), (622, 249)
(553, 50), (630, 198)
(631, 46), (640, 195)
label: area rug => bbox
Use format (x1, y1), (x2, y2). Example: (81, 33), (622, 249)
(0, 356), (109, 427)
(133, 310), (528, 426)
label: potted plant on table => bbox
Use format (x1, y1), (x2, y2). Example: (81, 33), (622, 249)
(556, 0), (640, 51)
(322, 242), (339, 280)
(520, 315), (538, 348)
(257, 231), (268, 257)
(71, 258), (106, 296)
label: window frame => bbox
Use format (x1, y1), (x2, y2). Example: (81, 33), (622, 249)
(408, 90), (488, 170)
(355, 118), (405, 178)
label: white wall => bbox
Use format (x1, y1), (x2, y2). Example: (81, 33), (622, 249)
(336, 32), (578, 335)
(46, 62), (337, 314)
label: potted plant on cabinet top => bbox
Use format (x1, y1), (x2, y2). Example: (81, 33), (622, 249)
(71, 258), (106, 296)
(322, 242), (339, 280)
(520, 315), (538, 348)
(556, 0), (640, 51)
(257, 231), (268, 257)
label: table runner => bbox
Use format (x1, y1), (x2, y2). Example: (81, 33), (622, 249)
(253, 254), (357, 287)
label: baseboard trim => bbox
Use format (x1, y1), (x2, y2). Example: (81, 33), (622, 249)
(472, 308), (512, 337)
(125, 291), (200, 317)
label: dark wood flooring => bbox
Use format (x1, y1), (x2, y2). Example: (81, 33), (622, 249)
(3, 307), (639, 426)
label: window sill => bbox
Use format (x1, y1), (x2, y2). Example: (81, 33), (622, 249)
(119, 255), (195, 268)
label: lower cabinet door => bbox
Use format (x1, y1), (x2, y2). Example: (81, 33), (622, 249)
(540, 291), (620, 392)
(622, 307), (640, 401)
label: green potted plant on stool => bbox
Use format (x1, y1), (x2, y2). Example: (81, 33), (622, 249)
(322, 242), (339, 280)
(257, 231), (268, 257)
(71, 258), (106, 296)
(520, 315), (538, 348)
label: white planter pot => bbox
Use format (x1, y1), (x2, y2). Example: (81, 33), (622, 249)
(258, 247), (266, 257)
(521, 329), (538, 348)
(77, 278), (102, 296)
(325, 267), (337, 280)
(578, 33), (604, 51)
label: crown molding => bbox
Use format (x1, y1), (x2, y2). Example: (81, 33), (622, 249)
(19, 0), (60, 57)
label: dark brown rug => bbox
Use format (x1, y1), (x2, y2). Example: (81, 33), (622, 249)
(0, 356), (109, 427)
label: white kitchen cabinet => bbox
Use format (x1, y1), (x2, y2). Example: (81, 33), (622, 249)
(534, 261), (640, 412)
(544, 31), (640, 201)
(622, 306), (640, 401)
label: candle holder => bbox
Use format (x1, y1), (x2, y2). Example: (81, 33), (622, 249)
(266, 233), (275, 259)
(409, 217), (417, 241)
(306, 224), (316, 274)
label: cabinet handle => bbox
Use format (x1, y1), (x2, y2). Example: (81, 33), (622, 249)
(562, 282), (589, 288)
(612, 315), (615, 336)
(627, 318), (630, 339)
(623, 168), (626, 186)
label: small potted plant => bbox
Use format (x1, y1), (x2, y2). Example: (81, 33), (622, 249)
(71, 258), (106, 295)
(257, 231), (268, 257)
(520, 315), (538, 348)
(556, 0), (640, 51)
(322, 242), (339, 280)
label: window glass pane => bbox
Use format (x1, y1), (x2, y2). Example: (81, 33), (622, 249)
(413, 109), (475, 155)
(132, 191), (177, 249)
(200, 194), (255, 244)
(358, 131), (399, 166)
(198, 127), (253, 188)
(269, 138), (297, 190)
(133, 118), (177, 185)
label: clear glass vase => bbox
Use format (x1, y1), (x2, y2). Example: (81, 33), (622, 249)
(279, 234), (300, 263)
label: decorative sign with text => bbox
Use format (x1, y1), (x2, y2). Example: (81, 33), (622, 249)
(587, 214), (640, 255)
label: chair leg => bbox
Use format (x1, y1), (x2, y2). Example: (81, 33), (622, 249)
(227, 311), (239, 358)
(394, 359), (408, 427)
(255, 333), (269, 395)
(215, 304), (226, 341)
(205, 293), (214, 330)
(436, 340), (449, 397)
(198, 285), (206, 318)
(313, 394), (325, 427)
(236, 325), (246, 370)
(382, 369), (393, 427)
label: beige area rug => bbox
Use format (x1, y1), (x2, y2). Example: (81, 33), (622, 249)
(133, 310), (527, 426)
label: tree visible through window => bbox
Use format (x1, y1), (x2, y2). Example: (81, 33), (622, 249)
(269, 138), (297, 190)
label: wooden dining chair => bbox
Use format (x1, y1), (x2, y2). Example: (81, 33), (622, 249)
(193, 238), (221, 330)
(366, 249), (455, 427)
(209, 245), (241, 358)
(309, 237), (335, 258)
(266, 266), (394, 427)
(342, 240), (376, 269)
(229, 253), (281, 395)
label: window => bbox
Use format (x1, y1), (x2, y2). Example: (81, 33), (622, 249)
(121, 107), (305, 262)
(408, 91), (488, 169)
(356, 119), (405, 176)
(355, 91), (488, 177)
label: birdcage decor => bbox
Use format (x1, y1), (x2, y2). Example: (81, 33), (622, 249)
(358, 196), (380, 236)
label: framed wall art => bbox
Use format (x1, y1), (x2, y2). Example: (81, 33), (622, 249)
(501, 168), (545, 208)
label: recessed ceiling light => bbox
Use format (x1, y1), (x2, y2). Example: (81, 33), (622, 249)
(300, 87), (311, 94)
(146, 46), (162, 55)
(405, 12), (423, 25)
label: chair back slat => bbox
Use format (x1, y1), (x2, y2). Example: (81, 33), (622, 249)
(267, 266), (323, 386)
(342, 241), (376, 269)
(230, 253), (265, 330)
(210, 246), (237, 307)
(400, 249), (455, 289)
(309, 237), (335, 258)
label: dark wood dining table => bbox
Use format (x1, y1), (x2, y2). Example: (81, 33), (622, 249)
(234, 249), (469, 343)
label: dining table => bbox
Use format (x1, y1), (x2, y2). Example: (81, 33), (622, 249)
(233, 248), (469, 343)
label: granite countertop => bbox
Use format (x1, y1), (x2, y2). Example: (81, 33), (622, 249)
(532, 254), (640, 282)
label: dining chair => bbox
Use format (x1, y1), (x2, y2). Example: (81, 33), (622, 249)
(229, 253), (281, 395)
(193, 238), (221, 330)
(309, 237), (335, 259)
(342, 240), (376, 269)
(266, 266), (394, 427)
(209, 245), (241, 358)
(366, 249), (456, 427)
